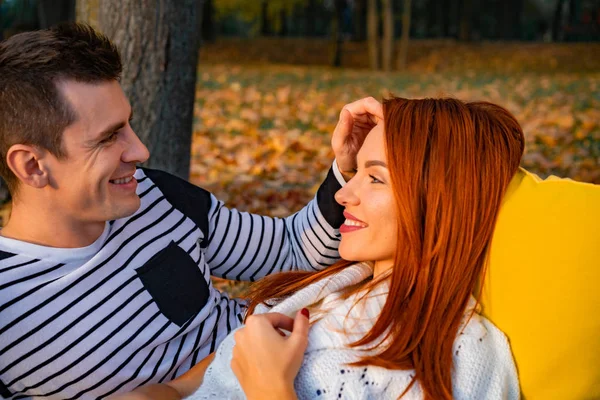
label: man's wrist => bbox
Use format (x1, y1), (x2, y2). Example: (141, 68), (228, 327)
(332, 159), (349, 185)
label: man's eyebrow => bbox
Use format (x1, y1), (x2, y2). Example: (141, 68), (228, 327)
(364, 160), (388, 169)
(96, 110), (134, 139)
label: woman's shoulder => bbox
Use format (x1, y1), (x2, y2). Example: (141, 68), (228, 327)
(454, 312), (512, 361)
(451, 313), (520, 399)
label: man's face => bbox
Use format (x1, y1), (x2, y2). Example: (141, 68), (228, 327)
(45, 80), (149, 225)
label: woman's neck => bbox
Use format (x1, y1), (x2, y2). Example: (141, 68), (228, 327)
(373, 259), (394, 278)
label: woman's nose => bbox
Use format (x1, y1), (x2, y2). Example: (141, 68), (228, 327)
(335, 183), (359, 207)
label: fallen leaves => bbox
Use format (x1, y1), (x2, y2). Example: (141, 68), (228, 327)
(192, 63), (598, 297)
(192, 65), (599, 214)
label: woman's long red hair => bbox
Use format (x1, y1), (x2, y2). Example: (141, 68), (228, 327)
(244, 97), (524, 399)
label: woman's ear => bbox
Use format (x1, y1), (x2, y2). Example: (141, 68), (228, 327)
(6, 144), (49, 189)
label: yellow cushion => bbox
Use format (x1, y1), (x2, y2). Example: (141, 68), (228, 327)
(482, 167), (600, 400)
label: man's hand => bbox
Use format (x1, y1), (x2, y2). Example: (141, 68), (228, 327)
(332, 97), (384, 180)
(231, 310), (310, 400)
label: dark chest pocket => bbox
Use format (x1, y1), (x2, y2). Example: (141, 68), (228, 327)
(136, 241), (209, 326)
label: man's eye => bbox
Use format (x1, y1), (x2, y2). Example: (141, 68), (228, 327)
(102, 132), (118, 143)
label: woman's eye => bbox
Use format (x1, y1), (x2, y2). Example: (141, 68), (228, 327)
(369, 175), (383, 184)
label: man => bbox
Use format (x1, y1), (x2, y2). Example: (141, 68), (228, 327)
(0, 23), (382, 399)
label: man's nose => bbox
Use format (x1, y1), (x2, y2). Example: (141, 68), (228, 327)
(122, 128), (150, 164)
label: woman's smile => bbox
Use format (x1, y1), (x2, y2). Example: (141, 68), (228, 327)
(339, 210), (368, 233)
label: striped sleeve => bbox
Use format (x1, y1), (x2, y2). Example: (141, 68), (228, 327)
(205, 166), (344, 281)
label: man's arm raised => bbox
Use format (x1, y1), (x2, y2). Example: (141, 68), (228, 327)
(202, 97), (383, 281)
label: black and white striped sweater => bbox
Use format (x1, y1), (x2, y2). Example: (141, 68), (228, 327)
(0, 166), (344, 399)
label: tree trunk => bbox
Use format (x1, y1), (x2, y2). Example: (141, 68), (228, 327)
(201, 0), (215, 43)
(397, 0), (411, 70)
(552, 0), (566, 41)
(381, 0), (393, 72)
(78, 0), (203, 180)
(331, 0), (345, 67)
(353, 0), (367, 41)
(425, 0), (437, 37)
(367, 0), (379, 70)
(305, 0), (317, 36)
(498, 0), (524, 39)
(76, 0), (99, 28)
(458, 0), (472, 41)
(441, 0), (452, 37)
(279, 9), (288, 36)
(260, 1), (271, 36)
(568, 0), (578, 26)
(38, 0), (76, 29)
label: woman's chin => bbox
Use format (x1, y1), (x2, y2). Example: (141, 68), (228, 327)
(339, 247), (367, 263)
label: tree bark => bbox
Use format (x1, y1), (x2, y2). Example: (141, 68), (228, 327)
(397, 0), (411, 70)
(498, 0), (524, 39)
(201, 0), (215, 43)
(38, 0), (76, 29)
(367, 0), (379, 70)
(441, 0), (452, 37)
(568, 0), (578, 26)
(353, 0), (367, 41)
(552, 0), (566, 41)
(279, 9), (288, 36)
(458, 0), (472, 41)
(331, 0), (345, 67)
(381, 0), (393, 72)
(425, 0), (437, 37)
(78, 0), (203, 180)
(76, 0), (99, 28)
(260, 1), (271, 36)
(305, 0), (317, 36)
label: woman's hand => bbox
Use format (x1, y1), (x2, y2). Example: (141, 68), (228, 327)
(332, 97), (384, 181)
(231, 309), (310, 400)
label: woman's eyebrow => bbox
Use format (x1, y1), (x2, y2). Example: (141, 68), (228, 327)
(364, 160), (388, 169)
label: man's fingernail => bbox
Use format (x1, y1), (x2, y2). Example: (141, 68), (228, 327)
(301, 308), (310, 319)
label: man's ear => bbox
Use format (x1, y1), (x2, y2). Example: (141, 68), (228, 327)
(6, 144), (50, 189)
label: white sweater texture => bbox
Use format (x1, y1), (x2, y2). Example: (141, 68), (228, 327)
(189, 263), (520, 400)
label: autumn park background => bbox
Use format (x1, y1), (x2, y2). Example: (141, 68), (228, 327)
(1, 0), (599, 294)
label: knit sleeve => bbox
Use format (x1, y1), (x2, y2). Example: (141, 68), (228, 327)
(451, 315), (521, 400)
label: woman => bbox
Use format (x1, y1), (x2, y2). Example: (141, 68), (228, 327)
(121, 97), (524, 400)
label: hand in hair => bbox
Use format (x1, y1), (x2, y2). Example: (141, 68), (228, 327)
(332, 97), (383, 181)
(231, 310), (310, 400)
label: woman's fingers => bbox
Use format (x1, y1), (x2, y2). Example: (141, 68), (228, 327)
(245, 312), (296, 333)
(231, 310), (310, 400)
(289, 308), (310, 348)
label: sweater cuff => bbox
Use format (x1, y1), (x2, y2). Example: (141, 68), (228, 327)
(316, 163), (345, 229)
(332, 159), (347, 186)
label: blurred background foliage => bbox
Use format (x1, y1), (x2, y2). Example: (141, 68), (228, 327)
(2, 0), (599, 42)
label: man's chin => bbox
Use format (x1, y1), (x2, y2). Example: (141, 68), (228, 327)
(109, 198), (141, 220)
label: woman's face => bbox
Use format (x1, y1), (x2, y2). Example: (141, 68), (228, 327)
(335, 123), (398, 275)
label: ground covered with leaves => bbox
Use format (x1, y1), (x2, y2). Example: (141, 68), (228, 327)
(193, 64), (599, 207)
(192, 60), (599, 296)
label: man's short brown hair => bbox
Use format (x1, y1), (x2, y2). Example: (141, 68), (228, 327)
(0, 23), (122, 194)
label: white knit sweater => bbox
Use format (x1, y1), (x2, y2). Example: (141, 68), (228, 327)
(188, 263), (520, 399)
